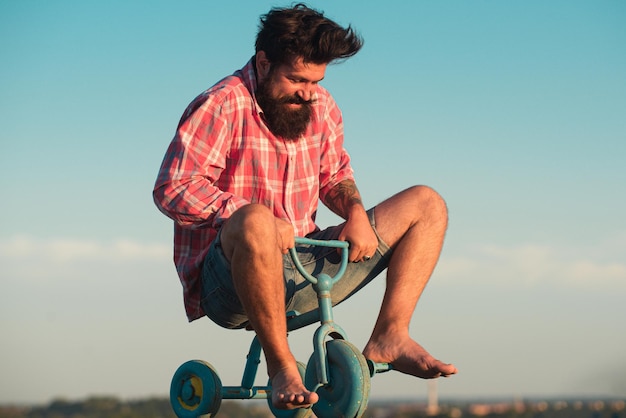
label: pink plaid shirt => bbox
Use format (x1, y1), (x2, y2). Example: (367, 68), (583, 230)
(154, 59), (354, 321)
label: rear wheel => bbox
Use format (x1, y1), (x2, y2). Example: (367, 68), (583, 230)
(170, 360), (222, 417)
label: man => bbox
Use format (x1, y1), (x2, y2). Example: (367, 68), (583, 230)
(154, 4), (457, 410)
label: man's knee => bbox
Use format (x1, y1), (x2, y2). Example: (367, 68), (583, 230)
(222, 204), (278, 251)
(407, 185), (448, 224)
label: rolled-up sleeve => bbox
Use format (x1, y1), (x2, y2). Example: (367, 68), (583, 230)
(318, 94), (355, 203)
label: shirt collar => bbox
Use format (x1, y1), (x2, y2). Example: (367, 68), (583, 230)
(239, 57), (263, 115)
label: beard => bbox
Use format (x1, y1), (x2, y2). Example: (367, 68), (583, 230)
(255, 78), (314, 140)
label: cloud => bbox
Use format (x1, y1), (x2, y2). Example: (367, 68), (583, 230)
(2, 233), (625, 290)
(1, 235), (169, 262)
(438, 240), (626, 289)
(0, 235), (171, 282)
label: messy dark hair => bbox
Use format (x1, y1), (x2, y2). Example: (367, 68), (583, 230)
(255, 3), (363, 67)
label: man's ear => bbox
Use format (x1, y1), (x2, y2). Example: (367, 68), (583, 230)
(256, 51), (271, 81)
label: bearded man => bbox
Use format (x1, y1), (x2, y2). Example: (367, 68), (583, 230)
(154, 3), (457, 411)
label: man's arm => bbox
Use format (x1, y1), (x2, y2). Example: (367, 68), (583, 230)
(322, 179), (378, 262)
(322, 179), (364, 220)
(153, 95), (249, 229)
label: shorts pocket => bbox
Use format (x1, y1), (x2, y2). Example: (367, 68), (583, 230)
(200, 284), (247, 329)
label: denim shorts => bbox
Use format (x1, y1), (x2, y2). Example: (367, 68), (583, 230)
(200, 208), (392, 329)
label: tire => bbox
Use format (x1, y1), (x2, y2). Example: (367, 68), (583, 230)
(170, 360), (222, 417)
(305, 340), (371, 418)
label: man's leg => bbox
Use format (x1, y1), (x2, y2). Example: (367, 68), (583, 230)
(219, 204), (318, 409)
(362, 186), (458, 378)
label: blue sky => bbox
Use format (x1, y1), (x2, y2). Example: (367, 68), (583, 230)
(1, 0), (625, 405)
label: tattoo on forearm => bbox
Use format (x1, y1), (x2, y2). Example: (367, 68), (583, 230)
(323, 180), (363, 219)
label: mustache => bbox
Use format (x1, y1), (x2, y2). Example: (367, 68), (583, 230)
(279, 95), (316, 106)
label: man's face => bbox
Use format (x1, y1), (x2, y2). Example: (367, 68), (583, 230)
(256, 56), (327, 140)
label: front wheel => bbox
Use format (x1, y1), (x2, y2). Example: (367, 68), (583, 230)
(305, 339), (371, 418)
(170, 360), (222, 417)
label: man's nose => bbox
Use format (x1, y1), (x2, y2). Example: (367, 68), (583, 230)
(297, 88), (312, 102)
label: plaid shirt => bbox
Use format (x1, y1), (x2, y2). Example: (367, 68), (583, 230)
(153, 58), (354, 321)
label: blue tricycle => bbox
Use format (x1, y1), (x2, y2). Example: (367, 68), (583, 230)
(169, 237), (393, 417)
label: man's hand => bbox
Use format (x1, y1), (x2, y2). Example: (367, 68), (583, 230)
(339, 208), (378, 263)
(275, 217), (295, 254)
(322, 179), (378, 262)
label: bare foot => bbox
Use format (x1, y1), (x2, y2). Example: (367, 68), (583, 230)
(363, 334), (457, 379)
(270, 365), (319, 409)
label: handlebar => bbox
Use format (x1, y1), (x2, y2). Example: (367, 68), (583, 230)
(289, 237), (350, 285)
